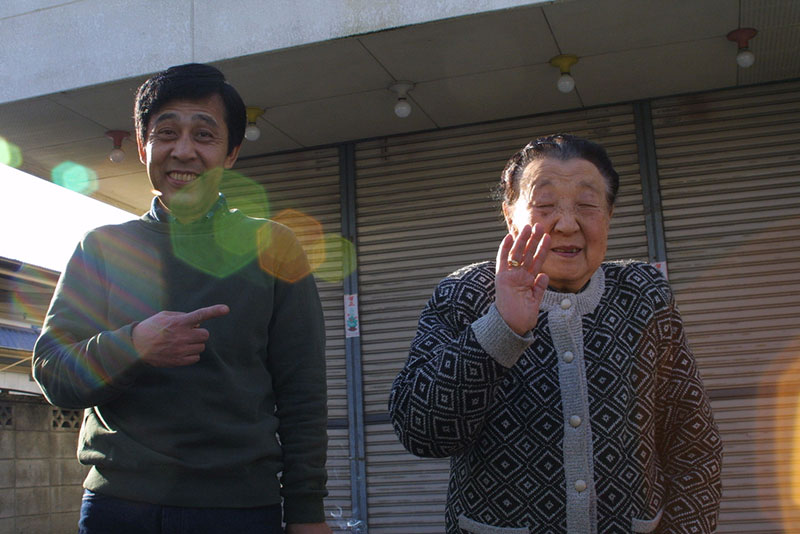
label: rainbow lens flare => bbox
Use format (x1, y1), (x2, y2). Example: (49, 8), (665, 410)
(220, 171), (270, 220)
(168, 171), (272, 278)
(170, 220), (260, 279)
(259, 209), (325, 283)
(8, 264), (55, 324)
(314, 234), (357, 284)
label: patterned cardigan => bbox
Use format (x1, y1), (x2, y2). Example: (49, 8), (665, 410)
(389, 261), (722, 534)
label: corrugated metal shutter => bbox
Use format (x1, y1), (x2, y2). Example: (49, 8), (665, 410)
(354, 105), (647, 531)
(651, 80), (800, 534)
(233, 148), (352, 523)
(712, 392), (800, 533)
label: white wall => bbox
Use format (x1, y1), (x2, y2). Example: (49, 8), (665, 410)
(0, 371), (41, 394)
(0, 0), (544, 105)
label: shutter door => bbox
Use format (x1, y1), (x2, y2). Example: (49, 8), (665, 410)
(354, 105), (647, 531)
(233, 148), (352, 522)
(651, 80), (800, 533)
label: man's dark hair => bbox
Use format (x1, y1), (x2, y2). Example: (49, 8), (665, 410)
(495, 133), (620, 210)
(134, 63), (246, 155)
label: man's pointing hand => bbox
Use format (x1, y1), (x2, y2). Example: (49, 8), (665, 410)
(132, 304), (230, 367)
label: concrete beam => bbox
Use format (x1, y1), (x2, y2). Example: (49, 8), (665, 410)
(0, 0), (545, 104)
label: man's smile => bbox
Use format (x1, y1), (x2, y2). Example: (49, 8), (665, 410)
(167, 171), (200, 184)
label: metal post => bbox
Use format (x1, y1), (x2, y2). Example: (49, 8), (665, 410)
(633, 101), (668, 266)
(339, 143), (368, 532)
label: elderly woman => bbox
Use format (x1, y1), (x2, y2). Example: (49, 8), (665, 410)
(389, 134), (722, 534)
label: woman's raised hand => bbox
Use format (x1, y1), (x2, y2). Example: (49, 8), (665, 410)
(494, 223), (551, 335)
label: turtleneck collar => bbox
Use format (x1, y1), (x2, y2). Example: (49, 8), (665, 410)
(149, 194), (228, 224)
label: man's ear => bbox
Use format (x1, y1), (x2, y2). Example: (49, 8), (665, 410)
(224, 144), (242, 169)
(137, 134), (147, 165)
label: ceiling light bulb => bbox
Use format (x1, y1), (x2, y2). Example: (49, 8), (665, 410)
(736, 49), (755, 68)
(394, 98), (412, 118)
(389, 81), (415, 119)
(244, 107), (265, 141)
(245, 123), (261, 141)
(557, 73), (575, 93)
(549, 55), (579, 94)
(105, 130), (130, 164)
(727, 28), (758, 68)
(109, 147), (125, 163)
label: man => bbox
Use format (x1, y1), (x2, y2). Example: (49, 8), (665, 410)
(33, 63), (331, 534)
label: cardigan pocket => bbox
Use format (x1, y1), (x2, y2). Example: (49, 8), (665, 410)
(631, 507), (663, 533)
(458, 515), (530, 534)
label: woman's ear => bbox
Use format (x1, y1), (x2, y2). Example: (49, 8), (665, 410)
(502, 203), (518, 237)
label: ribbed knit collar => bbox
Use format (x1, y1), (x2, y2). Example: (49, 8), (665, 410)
(149, 194), (228, 224)
(540, 267), (605, 316)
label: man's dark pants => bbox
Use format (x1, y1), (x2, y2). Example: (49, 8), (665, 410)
(79, 490), (283, 533)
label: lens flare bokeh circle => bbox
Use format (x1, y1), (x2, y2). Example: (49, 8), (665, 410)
(52, 161), (98, 195)
(0, 137), (23, 168)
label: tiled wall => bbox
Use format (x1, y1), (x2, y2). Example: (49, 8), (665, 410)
(0, 394), (88, 533)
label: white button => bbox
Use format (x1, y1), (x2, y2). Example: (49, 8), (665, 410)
(569, 415), (582, 427)
(560, 298), (572, 309)
(562, 351), (574, 363)
(575, 479), (587, 492)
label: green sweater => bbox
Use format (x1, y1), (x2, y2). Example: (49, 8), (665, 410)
(33, 208), (328, 523)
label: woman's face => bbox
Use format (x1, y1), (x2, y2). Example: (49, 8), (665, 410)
(503, 157), (612, 293)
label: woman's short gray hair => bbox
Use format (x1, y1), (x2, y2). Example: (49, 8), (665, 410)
(495, 133), (620, 209)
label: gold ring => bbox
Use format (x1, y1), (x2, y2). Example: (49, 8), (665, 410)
(508, 259), (521, 268)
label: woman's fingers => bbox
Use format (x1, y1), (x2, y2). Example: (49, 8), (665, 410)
(516, 224), (549, 274)
(498, 224), (549, 276)
(533, 271), (549, 294)
(508, 225), (531, 267)
(496, 233), (515, 272)
(529, 227), (551, 275)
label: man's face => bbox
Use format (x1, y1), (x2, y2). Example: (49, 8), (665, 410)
(138, 94), (240, 221)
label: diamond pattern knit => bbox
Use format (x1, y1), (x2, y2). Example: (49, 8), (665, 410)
(389, 261), (722, 534)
